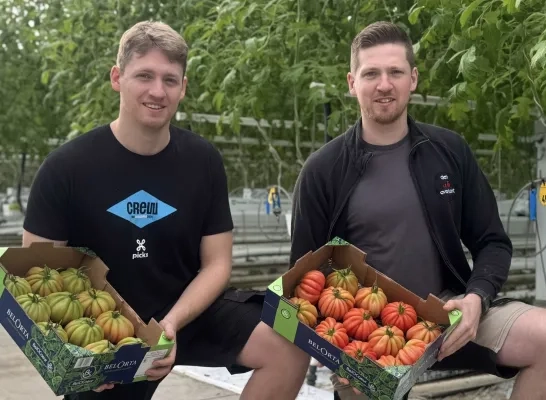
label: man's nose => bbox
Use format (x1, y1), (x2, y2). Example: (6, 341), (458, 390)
(149, 79), (166, 98)
(377, 73), (394, 92)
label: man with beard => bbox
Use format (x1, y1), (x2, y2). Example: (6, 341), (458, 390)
(290, 21), (546, 400)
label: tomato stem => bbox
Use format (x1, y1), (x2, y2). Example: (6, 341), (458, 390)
(385, 326), (394, 338)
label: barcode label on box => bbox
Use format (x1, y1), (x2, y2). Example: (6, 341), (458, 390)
(74, 356), (94, 369)
(133, 349), (169, 378)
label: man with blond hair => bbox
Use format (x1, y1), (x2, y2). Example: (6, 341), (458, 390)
(291, 21), (546, 400)
(23, 20), (310, 400)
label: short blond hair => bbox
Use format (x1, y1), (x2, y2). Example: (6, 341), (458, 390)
(116, 21), (189, 75)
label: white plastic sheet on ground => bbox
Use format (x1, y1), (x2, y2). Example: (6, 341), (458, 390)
(172, 364), (333, 399)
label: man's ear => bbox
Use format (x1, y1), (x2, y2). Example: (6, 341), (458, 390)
(347, 72), (356, 96)
(410, 67), (419, 92)
(179, 76), (188, 101)
(110, 65), (121, 93)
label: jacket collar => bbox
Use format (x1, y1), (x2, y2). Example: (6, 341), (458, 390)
(345, 113), (428, 152)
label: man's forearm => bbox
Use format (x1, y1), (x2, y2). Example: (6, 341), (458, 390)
(163, 263), (231, 331)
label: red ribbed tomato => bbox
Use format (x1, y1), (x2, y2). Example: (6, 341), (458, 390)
(367, 325), (406, 358)
(354, 284), (388, 318)
(406, 320), (442, 344)
(318, 287), (355, 320)
(315, 317), (349, 348)
(343, 340), (377, 362)
(396, 339), (426, 365)
(380, 301), (417, 332)
(376, 355), (402, 367)
(293, 270), (326, 305)
(326, 266), (359, 296)
(289, 297), (318, 327)
(342, 308), (378, 341)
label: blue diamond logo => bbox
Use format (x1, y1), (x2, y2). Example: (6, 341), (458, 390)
(107, 190), (177, 228)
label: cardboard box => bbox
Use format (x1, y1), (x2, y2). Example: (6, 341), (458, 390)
(0, 242), (174, 396)
(260, 238), (462, 400)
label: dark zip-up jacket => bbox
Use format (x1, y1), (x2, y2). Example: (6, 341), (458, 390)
(289, 116), (512, 304)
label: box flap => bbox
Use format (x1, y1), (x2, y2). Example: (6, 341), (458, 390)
(0, 242), (87, 277)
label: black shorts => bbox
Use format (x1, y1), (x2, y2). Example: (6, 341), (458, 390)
(62, 287), (265, 400)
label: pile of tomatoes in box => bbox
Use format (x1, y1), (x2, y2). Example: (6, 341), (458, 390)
(289, 266), (445, 367)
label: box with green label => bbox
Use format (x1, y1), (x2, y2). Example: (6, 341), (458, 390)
(260, 237), (462, 400)
(0, 242), (174, 396)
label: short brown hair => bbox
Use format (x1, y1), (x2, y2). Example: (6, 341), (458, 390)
(350, 21), (415, 72)
(116, 21), (189, 76)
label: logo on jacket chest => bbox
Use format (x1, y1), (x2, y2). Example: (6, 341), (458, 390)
(435, 173), (456, 198)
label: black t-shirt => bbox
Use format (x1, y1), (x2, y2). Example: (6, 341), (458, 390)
(23, 124), (234, 322)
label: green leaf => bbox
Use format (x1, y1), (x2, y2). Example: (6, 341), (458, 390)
(503, 0), (518, 13)
(484, 10), (500, 25)
(448, 82), (468, 101)
(449, 34), (467, 52)
(447, 101), (471, 121)
(460, 0), (486, 27)
(245, 3), (259, 19)
(221, 69), (237, 89)
(448, 49), (467, 64)
(530, 40), (546, 68)
(40, 70), (50, 85)
(408, 6), (425, 25)
(213, 91), (225, 111)
(231, 108), (242, 134)
(458, 46), (477, 77)
(197, 92), (210, 103)
(429, 54), (445, 81)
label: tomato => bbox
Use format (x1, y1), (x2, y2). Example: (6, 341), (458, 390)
(367, 325), (406, 358)
(354, 284), (388, 318)
(289, 297), (319, 327)
(342, 308), (378, 341)
(343, 340), (377, 362)
(326, 266), (359, 296)
(380, 301), (417, 332)
(318, 287), (355, 320)
(376, 355), (402, 367)
(294, 270), (326, 305)
(315, 317), (349, 348)
(396, 339), (426, 366)
(405, 320), (442, 344)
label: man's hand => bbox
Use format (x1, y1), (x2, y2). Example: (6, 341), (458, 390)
(93, 383), (114, 392)
(145, 317), (177, 381)
(438, 293), (482, 361)
(316, 362), (362, 396)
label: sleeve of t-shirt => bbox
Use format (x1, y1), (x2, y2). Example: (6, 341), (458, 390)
(23, 155), (70, 241)
(202, 145), (234, 236)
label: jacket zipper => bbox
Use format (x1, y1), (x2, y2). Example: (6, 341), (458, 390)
(409, 139), (467, 289)
(327, 152), (373, 241)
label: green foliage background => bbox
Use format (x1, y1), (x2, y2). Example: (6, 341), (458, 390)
(1, 0), (544, 196)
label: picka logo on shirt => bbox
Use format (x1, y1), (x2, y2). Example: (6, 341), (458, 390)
(133, 239), (148, 260)
(107, 190), (177, 228)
